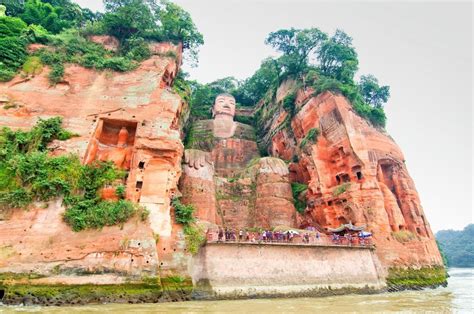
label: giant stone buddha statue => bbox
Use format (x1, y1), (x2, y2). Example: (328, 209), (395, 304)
(180, 94), (296, 229)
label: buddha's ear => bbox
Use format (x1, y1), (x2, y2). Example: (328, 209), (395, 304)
(211, 106), (215, 118)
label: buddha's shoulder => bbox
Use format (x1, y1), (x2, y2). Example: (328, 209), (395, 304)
(191, 119), (213, 130)
(233, 122), (256, 141)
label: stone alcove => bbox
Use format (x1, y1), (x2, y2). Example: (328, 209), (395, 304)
(84, 118), (138, 170)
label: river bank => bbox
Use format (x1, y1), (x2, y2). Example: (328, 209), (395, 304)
(0, 268), (471, 313)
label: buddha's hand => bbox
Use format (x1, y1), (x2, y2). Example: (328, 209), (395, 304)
(184, 149), (212, 169)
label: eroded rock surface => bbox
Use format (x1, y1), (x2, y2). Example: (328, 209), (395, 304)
(261, 85), (442, 268)
(0, 42), (189, 279)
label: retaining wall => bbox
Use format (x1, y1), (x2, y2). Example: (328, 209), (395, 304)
(191, 242), (386, 298)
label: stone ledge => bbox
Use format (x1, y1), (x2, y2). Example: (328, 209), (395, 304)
(205, 241), (375, 250)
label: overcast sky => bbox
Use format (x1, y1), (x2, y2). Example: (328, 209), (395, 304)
(75, 0), (472, 232)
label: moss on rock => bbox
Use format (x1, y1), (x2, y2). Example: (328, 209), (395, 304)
(386, 266), (448, 291)
(0, 277), (193, 305)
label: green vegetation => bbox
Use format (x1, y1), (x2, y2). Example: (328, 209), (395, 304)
(282, 90), (297, 116)
(171, 197), (206, 255)
(234, 115), (253, 126)
(183, 224), (205, 255)
(386, 266), (448, 291)
(391, 230), (416, 243)
(436, 239), (449, 267)
(0, 35), (27, 82)
(184, 123), (216, 150)
(436, 224), (474, 268)
(333, 182), (350, 196)
(300, 127), (319, 148)
(0, 0), (203, 83)
(171, 197), (195, 225)
(22, 55), (43, 76)
(0, 118), (142, 231)
(291, 182), (308, 214)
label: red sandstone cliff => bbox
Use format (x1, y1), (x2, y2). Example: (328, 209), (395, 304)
(260, 81), (443, 268)
(0, 41), (190, 281)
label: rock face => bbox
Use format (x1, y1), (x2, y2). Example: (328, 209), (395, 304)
(258, 82), (443, 268)
(0, 42), (189, 279)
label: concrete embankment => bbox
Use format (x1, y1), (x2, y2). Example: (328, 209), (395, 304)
(191, 242), (386, 299)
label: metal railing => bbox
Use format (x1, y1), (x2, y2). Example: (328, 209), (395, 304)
(205, 231), (373, 248)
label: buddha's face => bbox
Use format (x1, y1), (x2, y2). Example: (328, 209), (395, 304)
(212, 95), (236, 118)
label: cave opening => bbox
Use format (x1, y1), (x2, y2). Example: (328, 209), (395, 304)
(0, 289), (4, 300)
(337, 216), (348, 224)
(136, 181), (143, 189)
(336, 175), (341, 184)
(138, 161), (145, 169)
(341, 173), (350, 183)
(352, 165), (363, 180)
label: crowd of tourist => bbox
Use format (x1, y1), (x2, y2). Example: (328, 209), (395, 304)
(207, 228), (372, 247)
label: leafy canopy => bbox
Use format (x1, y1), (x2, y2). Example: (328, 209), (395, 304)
(265, 28), (327, 77)
(102, 0), (203, 65)
(358, 74), (390, 108)
(0, 0), (203, 83)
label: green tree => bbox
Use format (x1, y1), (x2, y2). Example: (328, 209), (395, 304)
(318, 29), (358, 84)
(20, 0), (69, 33)
(0, 0), (25, 16)
(102, 0), (203, 65)
(156, 0), (203, 65)
(358, 74), (390, 108)
(102, 0), (158, 41)
(436, 224), (474, 267)
(234, 57), (280, 106)
(265, 27), (327, 77)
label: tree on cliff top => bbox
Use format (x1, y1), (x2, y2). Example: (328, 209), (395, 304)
(259, 28), (390, 127)
(358, 74), (390, 108)
(234, 57), (280, 106)
(265, 28), (327, 78)
(102, 0), (203, 65)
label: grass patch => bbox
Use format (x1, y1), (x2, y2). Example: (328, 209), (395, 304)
(22, 56), (43, 76)
(33, 30), (140, 84)
(300, 127), (320, 148)
(392, 230), (416, 243)
(333, 182), (350, 196)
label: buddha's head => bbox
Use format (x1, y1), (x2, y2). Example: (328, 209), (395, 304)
(117, 127), (129, 147)
(212, 93), (236, 119)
